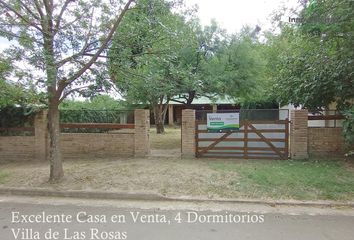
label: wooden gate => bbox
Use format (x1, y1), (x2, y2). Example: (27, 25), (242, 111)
(195, 120), (289, 159)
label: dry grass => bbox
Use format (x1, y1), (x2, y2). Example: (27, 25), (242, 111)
(0, 157), (239, 199)
(149, 127), (181, 150)
(1, 158), (354, 201)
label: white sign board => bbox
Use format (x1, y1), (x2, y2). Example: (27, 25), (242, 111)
(207, 113), (240, 132)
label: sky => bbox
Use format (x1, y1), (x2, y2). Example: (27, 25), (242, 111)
(0, 37), (10, 52)
(185, 0), (301, 33)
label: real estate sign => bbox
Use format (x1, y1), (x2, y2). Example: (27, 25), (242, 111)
(207, 113), (240, 132)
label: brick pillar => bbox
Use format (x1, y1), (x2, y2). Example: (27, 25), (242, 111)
(290, 109), (308, 159)
(134, 109), (150, 157)
(34, 110), (48, 161)
(181, 109), (196, 158)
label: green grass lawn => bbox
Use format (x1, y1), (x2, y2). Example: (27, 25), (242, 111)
(209, 160), (354, 201)
(0, 171), (9, 184)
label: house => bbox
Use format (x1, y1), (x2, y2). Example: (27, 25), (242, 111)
(166, 96), (240, 125)
(280, 102), (344, 127)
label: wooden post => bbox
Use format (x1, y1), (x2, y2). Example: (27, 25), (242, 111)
(244, 121), (248, 159)
(195, 121), (199, 158)
(168, 104), (174, 126)
(212, 104), (217, 113)
(285, 118), (289, 159)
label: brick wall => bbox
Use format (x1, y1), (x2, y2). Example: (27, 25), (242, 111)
(1, 110), (43, 162)
(308, 128), (345, 156)
(0, 136), (35, 161)
(0, 132), (136, 161)
(0, 109), (150, 162)
(61, 132), (135, 158)
(290, 110), (346, 158)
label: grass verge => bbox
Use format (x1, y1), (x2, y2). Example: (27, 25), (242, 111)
(0, 171), (9, 184)
(1, 157), (353, 201)
(209, 160), (354, 201)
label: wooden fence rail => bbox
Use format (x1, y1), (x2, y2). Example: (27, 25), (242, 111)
(60, 123), (135, 129)
(308, 115), (344, 120)
(0, 127), (35, 132)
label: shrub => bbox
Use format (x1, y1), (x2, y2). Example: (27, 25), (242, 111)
(343, 106), (354, 157)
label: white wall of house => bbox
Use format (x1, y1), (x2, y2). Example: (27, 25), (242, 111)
(280, 103), (343, 127)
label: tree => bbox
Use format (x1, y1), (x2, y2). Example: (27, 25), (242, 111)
(270, 0), (354, 110)
(196, 26), (269, 106)
(109, 1), (266, 133)
(109, 0), (199, 133)
(169, 19), (228, 106)
(0, 0), (135, 181)
(0, 56), (40, 107)
(0, 57), (16, 107)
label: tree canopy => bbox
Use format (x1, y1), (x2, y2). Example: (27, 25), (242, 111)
(0, 56), (41, 108)
(109, 0), (269, 132)
(109, 0), (202, 132)
(270, 0), (354, 110)
(202, 27), (267, 103)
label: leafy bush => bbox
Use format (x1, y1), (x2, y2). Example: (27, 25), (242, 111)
(0, 106), (38, 128)
(240, 97), (278, 109)
(59, 95), (135, 128)
(0, 106), (43, 136)
(60, 109), (134, 124)
(343, 106), (354, 156)
(59, 95), (128, 111)
(238, 97), (280, 120)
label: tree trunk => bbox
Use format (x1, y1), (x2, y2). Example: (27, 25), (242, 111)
(186, 90), (196, 106)
(153, 104), (168, 134)
(156, 121), (165, 134)
(48, 100), (64, 181)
